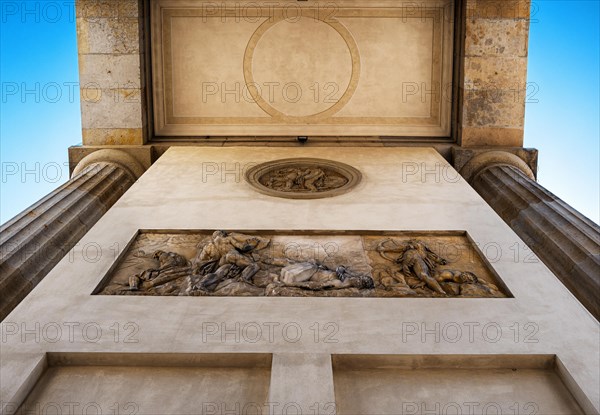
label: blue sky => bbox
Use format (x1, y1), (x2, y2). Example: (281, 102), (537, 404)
(1, 1), (599, 224)
(524, 0), (599, 225)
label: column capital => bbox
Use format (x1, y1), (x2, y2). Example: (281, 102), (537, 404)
(459, 150), (536, 184)
(72, 149), (146, 181)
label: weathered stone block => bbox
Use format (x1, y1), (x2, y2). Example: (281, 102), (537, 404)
(80, 88), (143, 129)
(76, 0), (140, 19)
(466, 0), (531, 20)
(77, 0), (117, 19)
(459, 126), (524, 147)
(82, 128), (144, 146)
(465, 19), (529, 57)
(77, 17), (141, 54)
(117, 0), (141, 19)
(462, 88), (526, 128)
(464, 56), (528, 90)
(79, 54), (142, 89)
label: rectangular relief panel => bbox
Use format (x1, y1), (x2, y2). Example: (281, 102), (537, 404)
(151, 0), (454, 137)
(96, 230), (510, 298)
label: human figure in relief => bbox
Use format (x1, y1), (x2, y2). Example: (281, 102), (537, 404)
(128, 250), (189, 290)
(190, 230), (270, 291)
(275, 262), (374, 291)
(377, 239), (448, 295)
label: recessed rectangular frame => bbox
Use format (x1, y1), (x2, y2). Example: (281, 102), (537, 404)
(150, 0), (456, 138)
(92, 229), (513, 298)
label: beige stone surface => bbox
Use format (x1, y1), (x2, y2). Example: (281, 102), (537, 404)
(81, 88), (143, 129)
(81, 128), (144, 146)
(466, 0), (532, 20)
(79, 54), (142, 89)
(1, 147), (598, 413)
(458, 0), (531, 147)
(458, 150), (534, 182)
(465, 19), (529, 57)
(71, 0), (533, 147)
(464, 56), (528, 90)
(76, 0), (146, 146)
(459, 126), (524, 147)
(462, 89), (526, 128)
(77, 17), (141, 55)
(71, 149), (146, 180)
(335, 367), (582, 414)
(452, 147), (538, 178)
(76, 0), (140, 19)
(333, 355), (583, 414)
(152, 0), (454, 137)
(17, 365), (270, 415)
(68, 145), (153, 175)
(269, 354), (335, 414)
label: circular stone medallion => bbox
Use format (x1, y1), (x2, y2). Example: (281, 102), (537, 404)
(245, 158), (362, 199)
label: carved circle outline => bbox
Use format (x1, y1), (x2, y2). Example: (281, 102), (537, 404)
(243, 15), (361, 121)
(245, 158), (362, 199)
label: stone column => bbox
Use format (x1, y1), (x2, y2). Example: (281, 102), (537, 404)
(0, 150), (144, 321)
(461, 151), (600, 320)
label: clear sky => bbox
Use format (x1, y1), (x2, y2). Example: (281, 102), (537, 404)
(1, 1), (599, 224)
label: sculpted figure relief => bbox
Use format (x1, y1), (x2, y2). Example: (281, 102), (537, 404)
(377, 239), (447, 294)
(99, 232), (506, 298)
(245, 158), (362, 199)
(376, 239), (504, 297)
(274, 263), (374, 291)
(189, 231), (269, 291)
(262, 167), (346, 193)
(128, 250), (189, 291)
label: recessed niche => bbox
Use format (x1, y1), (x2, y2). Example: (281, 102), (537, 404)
(14, 353), (271, 415)
(332, 355), (584, 415)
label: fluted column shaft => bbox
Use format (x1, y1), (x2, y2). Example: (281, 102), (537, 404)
(472, 164), (600, 320)
(0, 162), (135, 321)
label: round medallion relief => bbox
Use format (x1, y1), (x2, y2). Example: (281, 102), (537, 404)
(245, 158), (362, 199)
